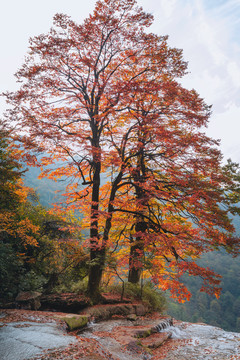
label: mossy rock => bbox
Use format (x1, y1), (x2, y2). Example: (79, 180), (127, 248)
(83, 304), (137, 321)
(62, 315), (88, 331)
(127, 314), (137, 321)
(135, 329), (153, 338)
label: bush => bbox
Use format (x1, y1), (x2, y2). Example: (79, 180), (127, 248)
(0, 242), (24, 300)
(142, 282), (166, 312)
(54, 278), (88, 294)
(19, 270), (47, 292)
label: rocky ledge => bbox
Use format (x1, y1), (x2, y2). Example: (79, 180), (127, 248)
(80, 317), (240, 360)
(0, 309), (240, 359)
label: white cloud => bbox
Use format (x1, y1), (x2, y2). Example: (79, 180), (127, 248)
(227, 61), (240, 88)
(138, 0), (240, 162)
(207, 104), (240, 162)
(159, 0), (177, 18)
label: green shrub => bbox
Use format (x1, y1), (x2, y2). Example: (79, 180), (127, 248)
(103, 281), (166, 313)
(0, 242), (24, 300)
(102, 282), (139, 299)
(19, 270), (47, 292)
(54, 278), (88, 294)
(142, 282), (166, 312)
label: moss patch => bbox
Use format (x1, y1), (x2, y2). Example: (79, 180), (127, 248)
(135, 329), (153, 338)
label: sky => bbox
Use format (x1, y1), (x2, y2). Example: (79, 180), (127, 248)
(1, 0), (240, 163)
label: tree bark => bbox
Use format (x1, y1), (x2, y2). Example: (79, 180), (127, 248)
(128, 220), (146, 283)
(128, 143), (147, 284)
(87, 139), (105, 303)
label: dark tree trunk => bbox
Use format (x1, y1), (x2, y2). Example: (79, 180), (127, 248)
(128, 220), (147, 283)
(87, 162), (124, 302)
(87, 248), (105, 303)
(43, 273), (59, 294)
(128, 142), (147, 284)
(87, 144), (105, 303)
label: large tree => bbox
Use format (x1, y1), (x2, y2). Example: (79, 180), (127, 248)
(4, 0), (239, 302)
(104, 83), (240, 300)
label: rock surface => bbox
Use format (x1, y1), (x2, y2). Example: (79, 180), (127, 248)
(141, 332), (171, 348)
(1, 309), (240, 359)
(0, 316), (77, 360)
(16, 291), (42, 310)
(157, 322), (240, 360)
(79, 317), (240, 359)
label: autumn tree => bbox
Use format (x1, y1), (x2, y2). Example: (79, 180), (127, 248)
(17, 195), (87, 294)
(104, 82), (240, 299)
(0, 120), (39, 249)
(0, 120), (86, 299)
(0, 121), (23, 297)
(0, 121), (40, 298)
(3, 0), (240, 302)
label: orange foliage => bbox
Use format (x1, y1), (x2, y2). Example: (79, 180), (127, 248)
(3, 0), (240, 300)
(0, 184), (39, 249)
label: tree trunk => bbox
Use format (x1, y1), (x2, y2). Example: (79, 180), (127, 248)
(128, 220), (146, 284)
(87, 248), (105, 303)
(87, 150), (105, 303)
(128, 144), (147, 284)
(87, 164), (124, 302)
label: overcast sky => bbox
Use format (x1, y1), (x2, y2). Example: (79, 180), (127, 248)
(1, 0), (239, 163)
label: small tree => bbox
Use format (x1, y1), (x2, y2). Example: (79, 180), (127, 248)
(0, 121), (23, 210)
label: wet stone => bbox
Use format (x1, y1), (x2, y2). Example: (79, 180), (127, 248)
(0, 321), (77, 360)
(140, 332), (171, 348)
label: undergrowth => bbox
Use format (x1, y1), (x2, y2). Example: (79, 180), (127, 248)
(53, 279), (166, 313)
(103, 281), (167, 313)
(54, 278), (88, 294)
